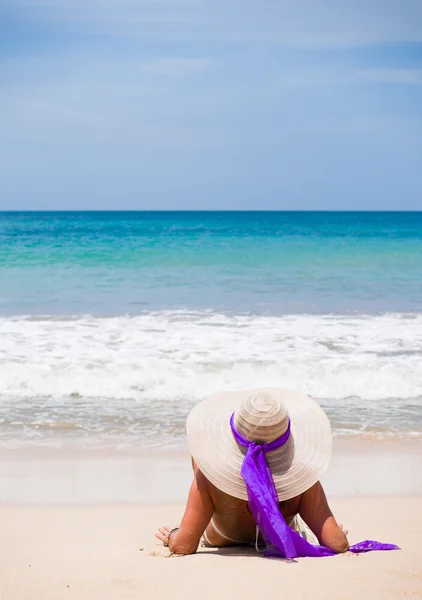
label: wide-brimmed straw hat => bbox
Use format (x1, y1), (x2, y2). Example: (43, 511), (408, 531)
(186, 387), (332, 501)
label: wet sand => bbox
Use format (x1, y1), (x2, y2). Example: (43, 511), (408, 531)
(0, 438), (421, 504)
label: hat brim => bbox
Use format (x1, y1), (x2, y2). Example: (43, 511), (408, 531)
(186, 387), (332, 501)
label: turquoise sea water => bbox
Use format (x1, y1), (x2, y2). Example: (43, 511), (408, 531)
(0, 211), (421, 449)
(1, 211), (421, 315)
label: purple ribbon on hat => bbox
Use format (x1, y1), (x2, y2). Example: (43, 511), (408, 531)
(230, 413), (399, 559)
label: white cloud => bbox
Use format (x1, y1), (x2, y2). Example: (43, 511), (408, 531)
(0, 54), (222, 150)
(141, 57), (211, 77)
(8, 0), (422, 47)
(278, 67), (422, 89)
(354, 68), (422, 86)
(2, 0), (421, 157)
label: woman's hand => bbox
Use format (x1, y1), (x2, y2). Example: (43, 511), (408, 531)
(155, 525), (174, 546)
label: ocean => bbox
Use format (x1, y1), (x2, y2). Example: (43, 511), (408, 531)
(0, 211), (421, 451)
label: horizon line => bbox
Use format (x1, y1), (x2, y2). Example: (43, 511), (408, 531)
(1, 209), (421, 214)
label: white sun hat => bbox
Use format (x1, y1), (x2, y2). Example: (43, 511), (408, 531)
(186, 387), (332, 501)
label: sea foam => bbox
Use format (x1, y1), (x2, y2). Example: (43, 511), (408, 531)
(0, 311), (421, 448)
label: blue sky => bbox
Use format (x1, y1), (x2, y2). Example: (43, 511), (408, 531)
(1, 0), (422, 210)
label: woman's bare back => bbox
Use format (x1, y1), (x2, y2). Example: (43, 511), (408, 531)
(205, 480), (301, 546)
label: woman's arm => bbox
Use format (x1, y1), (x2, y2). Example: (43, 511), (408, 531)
(299, 481), (349, 553)
(155, 466), (214, 555)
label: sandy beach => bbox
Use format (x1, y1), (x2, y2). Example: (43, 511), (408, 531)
(0, 497), (421, 600)
(1, 439), (421, 598)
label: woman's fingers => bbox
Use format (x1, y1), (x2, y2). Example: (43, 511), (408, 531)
(155, 525), (173, 545)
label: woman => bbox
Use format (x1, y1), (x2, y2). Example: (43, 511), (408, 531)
(155, 387), (350, 557)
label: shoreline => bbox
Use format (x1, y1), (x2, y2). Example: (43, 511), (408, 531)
(0, 438), (421, 505)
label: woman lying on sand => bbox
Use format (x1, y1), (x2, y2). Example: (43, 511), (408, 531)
(155, 388), (397, 558)
(156, 388), (349, 556)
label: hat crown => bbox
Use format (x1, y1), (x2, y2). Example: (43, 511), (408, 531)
(234, 392), (290, 443)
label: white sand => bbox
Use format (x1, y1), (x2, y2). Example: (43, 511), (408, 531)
(0, 497), (421, 600)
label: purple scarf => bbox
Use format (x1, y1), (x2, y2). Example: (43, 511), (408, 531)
(230, 413), (399, 559)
